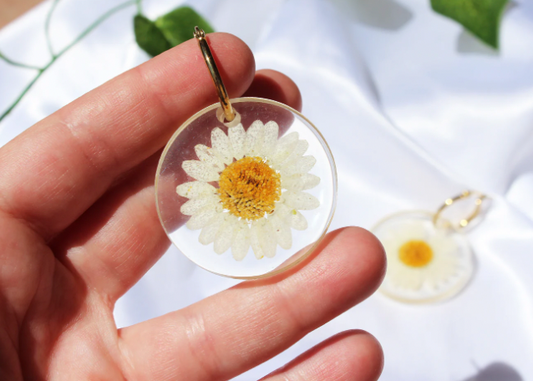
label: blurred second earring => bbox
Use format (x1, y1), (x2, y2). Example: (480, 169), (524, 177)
(372, 191), (488, 304)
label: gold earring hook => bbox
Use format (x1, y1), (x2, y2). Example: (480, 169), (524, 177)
(194, 27), (235, 122)
(433, 190), (487, 229)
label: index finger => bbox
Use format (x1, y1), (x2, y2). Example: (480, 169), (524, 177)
(0, 33), (255, 240)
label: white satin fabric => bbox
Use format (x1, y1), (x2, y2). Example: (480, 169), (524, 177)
(1, 0), (532, 379)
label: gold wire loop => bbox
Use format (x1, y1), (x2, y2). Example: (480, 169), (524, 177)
(433, 190), (487, 229)
(194, 26), (235, 122)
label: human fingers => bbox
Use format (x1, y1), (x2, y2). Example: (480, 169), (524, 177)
(118, 227), (386, 381)
(261, 330), (383, 381)
(52, 69), (304, 302)
(0, 33), (254, 241)
(50, 152), (169, 302)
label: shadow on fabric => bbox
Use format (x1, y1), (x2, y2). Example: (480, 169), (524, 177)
(330, 0), (413, 31)
(461, 362), (522, 381)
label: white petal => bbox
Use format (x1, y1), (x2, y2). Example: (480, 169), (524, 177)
(272, 203), (290, 219)
(430, 234), (458, 255)
(250, 219), (276, 259)
(214, 216), (237, 254)
(284, 191), (320, 210)
(199, 213), (225, 245)
(425, 253), (457, 286)
(282, 173), (320, 192)
(244, 120), (264, 157)
(262, 121), (279, 157)
(270, 215), (292, 250)
(177, 181), (217, 199)
(250, 222), (265, 259)
(261, 220), (277, 258)
(231, 221), (250, 261)
(271, 132), (299, 165)
(181, 196), (218, 216)
(186, 207), (219, 230)
(211, 127), (233, 165)
(281, 155), (316, 176)
(293, 139), (309, 156)
(401, 269), (423, 290)
(195, 144), (225, 171)
(278, 139), (309, 168)
(391, 221), (428, 242)
(182, 160), (220, 182)
(228, 124), (246, 160)
(288, 210), (308, 230)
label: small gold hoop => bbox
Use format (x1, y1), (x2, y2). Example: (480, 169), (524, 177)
(433, 190), (487, 229)
(194, 26), (235, 122)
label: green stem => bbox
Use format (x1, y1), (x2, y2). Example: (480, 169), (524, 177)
(0, 51), (43, 70)
(55, 0), (137, 57)
(0, 0), (137, 123)
(0, 0), (60, 69)
(0, 70), (44, 121)
(45, 0), (61, 58)
(136, 0), (142, 15)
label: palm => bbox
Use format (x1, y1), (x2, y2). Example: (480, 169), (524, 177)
(7, 241), (123, 379)
(0, 34), (385, 381)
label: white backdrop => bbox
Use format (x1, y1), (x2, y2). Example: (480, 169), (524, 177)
(1, 0), (532, 380)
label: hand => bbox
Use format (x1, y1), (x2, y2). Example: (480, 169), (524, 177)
(0, 33), (385, 380)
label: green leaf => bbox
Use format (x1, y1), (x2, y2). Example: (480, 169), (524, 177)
(134, 14), (172, 57)
(155, 6), (214, 47)
(431, 0), (508, 49)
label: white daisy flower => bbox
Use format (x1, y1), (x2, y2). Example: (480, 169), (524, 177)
(381, 220), (463, 292)
(176, 120), (320, 261)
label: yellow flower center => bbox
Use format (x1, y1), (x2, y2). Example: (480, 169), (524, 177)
(218, 156), (281, 220)
(398, 240), (433, 268)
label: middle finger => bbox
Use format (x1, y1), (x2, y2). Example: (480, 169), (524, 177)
(118, 227), (385, 381)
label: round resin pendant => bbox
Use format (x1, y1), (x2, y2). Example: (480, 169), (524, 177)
(155, 98), (337, 279)
(372, 211), (474, 304)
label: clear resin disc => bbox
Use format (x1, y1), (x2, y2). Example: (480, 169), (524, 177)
(155, 98), (337, 279)
(372, 210), (474, 304)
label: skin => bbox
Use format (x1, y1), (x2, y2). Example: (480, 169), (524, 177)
(0, 33), (386, 380)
